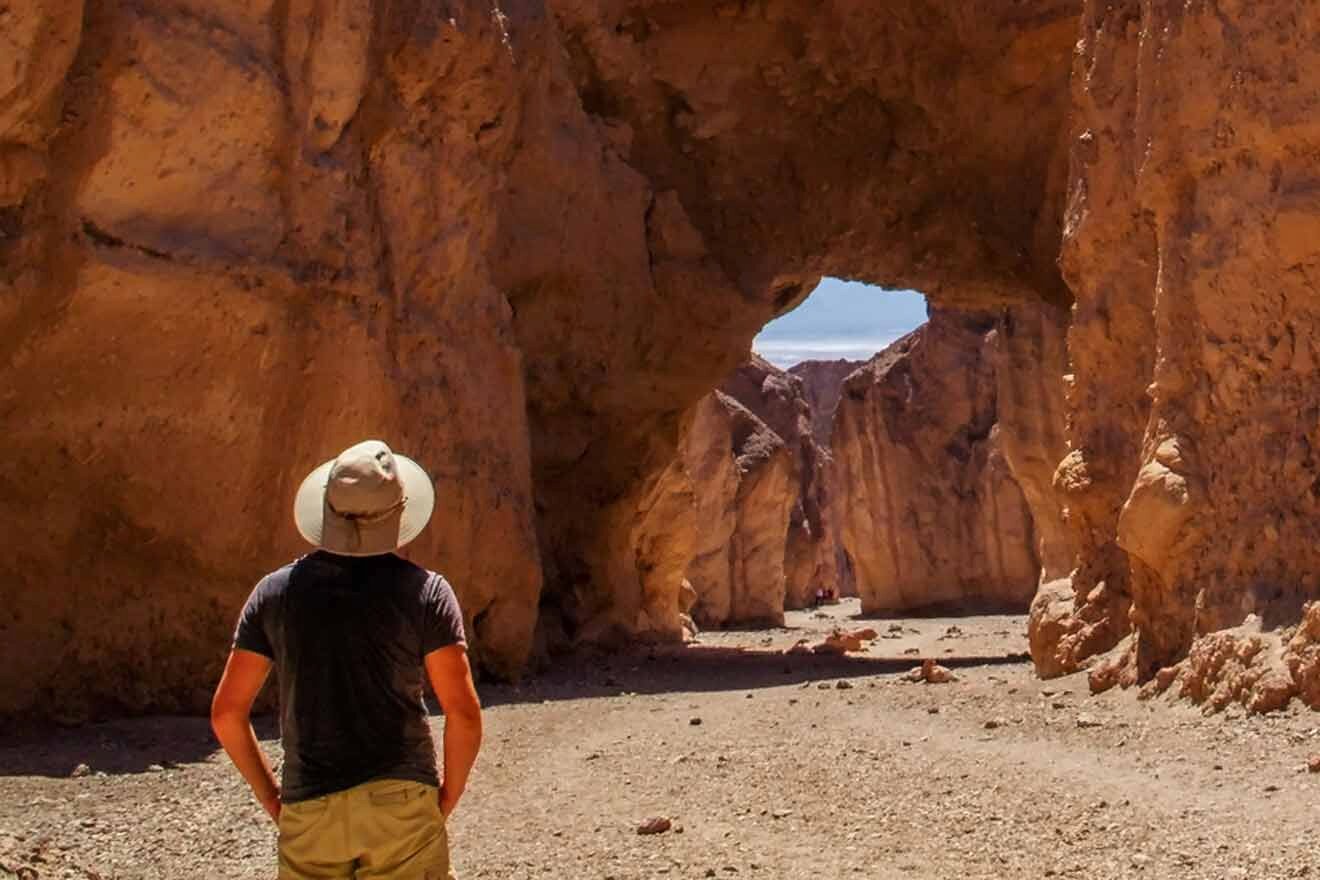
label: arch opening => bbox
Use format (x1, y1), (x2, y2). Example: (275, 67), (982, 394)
(753, 278), (928, 370)
(672, 277), (1046, 648)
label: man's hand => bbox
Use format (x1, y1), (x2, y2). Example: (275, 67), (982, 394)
(438, 784), (460, 818)
(260, 789), (282, 823)
(425, 645), (483, 822)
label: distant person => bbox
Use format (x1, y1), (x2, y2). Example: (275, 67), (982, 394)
(211, 440), (482, 880)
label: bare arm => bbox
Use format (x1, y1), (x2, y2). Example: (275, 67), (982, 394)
(424, 645), (483, 817)
(211, 649), (281, 822)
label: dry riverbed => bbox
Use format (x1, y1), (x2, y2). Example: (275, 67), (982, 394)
(3, 600), (1319, 879)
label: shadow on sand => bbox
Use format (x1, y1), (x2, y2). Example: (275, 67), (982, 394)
(0, 713), (280, 780)
(1, 645), (1029, 779)
(477, 643), (1030, 709)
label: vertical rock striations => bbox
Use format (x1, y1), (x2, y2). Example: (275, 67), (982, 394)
(718, 355), (851, 610)
(1025, 0), (1151, 681)
(681, 392), (795, 628)
(831, 311), (1040, 614)
(1034, 0), (1320, 712)
(664, 354), (855, 630)
(790, 359), (865, 449)
(2, 0), (1081, 720)
(1, 0), (548, 720)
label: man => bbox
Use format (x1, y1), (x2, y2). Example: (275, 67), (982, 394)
(211, 440), (482, 880)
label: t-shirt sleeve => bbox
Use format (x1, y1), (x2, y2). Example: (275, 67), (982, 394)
(421, 573), (467, 654)
(232, 576), (275, 659)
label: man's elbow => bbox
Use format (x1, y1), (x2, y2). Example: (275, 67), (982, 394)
(439, 687), (482, 728)
(210, 695), (248, 736)
(448, 699), (483, 727)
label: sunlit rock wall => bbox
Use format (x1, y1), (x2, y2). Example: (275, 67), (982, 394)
(718, 355), (851, 609)
(831, 311), (1040, 613)
(1032, 0), (1320, 712)
(680, 392), (795, 628)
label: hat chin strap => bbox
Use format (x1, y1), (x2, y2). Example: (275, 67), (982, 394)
(327, 496), (407, 524)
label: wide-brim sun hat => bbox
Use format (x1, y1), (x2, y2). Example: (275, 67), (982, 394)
(293, 440), (435, 556)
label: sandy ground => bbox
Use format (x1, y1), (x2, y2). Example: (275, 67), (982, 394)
(4, 599), (1320, 879)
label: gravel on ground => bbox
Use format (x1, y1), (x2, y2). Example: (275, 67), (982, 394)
(3, 599), (1319, 879)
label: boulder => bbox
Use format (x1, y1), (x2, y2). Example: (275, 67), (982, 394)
(812, 628), (878, 656)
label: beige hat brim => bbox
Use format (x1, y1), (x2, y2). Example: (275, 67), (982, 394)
(293, 453), (435, 556)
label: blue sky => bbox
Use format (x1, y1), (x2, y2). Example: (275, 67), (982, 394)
(752, 278), (928, 368)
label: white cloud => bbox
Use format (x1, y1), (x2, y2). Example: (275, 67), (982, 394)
(753, 336), (905, 369)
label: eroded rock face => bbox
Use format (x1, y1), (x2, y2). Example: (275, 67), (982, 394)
(788, 359), (863, 448)
(2, 0), (1078, 720)
(990, 302), (1098, 678)
(1028, 0), (1320, 708)
(665, 354), (854, 628)
(718, 355), (850, 609)
(789, 357), (868, 601)
(681, 392), (794, 628)
(506, 0), (1077, 655)
(1, 0), (550, 719)
(16, 0), (1320, 718)
(831, 311), (1040, 614)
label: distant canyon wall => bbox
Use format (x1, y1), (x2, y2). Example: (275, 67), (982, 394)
(718, 356), (852, 611)
(831, 311), (1040, 614)
(789, 359), (862, 448)
(643, 354), (851, 631)
(681, 331), (1044, 628)
(8, 0), (1320, 719)
(681, 389), (796, 628)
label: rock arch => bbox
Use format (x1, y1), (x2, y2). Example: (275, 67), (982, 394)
(6, 0), (1320, 718)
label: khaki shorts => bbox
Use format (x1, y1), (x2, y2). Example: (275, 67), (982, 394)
(278, 779), (456, 880)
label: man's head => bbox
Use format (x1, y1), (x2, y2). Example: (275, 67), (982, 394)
(294, 440), (435, 556)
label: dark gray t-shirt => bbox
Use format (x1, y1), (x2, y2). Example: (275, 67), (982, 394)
(232, 551), (466, 803)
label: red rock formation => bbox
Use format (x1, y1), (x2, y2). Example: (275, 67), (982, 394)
(667, 354), (853, 629)
(718, 355), (850, 609)
(790, 357), (868, 600)
(831, 311), (1040, 614)
(0, 0), (1082, 719)
(514, 0), (1076, 660)
(788, 359), (864, 448)
(1, 0), (552, 719)
(681, 392), (794, 628)
(1035, 0), (1320, 711)
(990, 303), (1090, 677)
(16, 0), (1320, 718)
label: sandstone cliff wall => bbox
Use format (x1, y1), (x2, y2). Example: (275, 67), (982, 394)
(680, 392), (795, 628)
(790, 357), (868, 601)
(652, 354), (855, 630)
(718, 355), (852, 609)
(1030, 0), (1320, 711)
(831, 312), (1040, 614)
(506, 0), (1076, 658)
(789, 359), (864, 448)
(2, 0), (550, 719)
